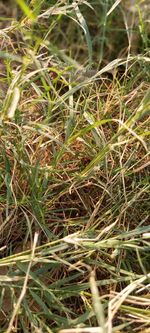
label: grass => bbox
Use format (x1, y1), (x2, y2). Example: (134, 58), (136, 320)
(0, 0), (150, 332)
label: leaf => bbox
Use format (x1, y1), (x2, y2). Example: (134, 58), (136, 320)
(16, 0), (36, 20)
(90, 271), (106, 332)
(83, 111), (102, 147)
(7, 87), (20, 119)
(29, 289), (52, 316)
(74, 2), (92, 65)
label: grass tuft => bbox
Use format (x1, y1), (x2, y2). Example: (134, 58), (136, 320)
(0, 0), (150, 332)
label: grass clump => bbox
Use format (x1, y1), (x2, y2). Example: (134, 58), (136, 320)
(0, 0), (150, 332)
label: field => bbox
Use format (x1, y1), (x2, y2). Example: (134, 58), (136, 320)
(0, 1), (150, 332)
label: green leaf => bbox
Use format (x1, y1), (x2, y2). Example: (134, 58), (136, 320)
(16, 0), (36, 20)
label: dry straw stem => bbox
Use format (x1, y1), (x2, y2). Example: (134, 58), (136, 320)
(108, 273), (150, 332)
